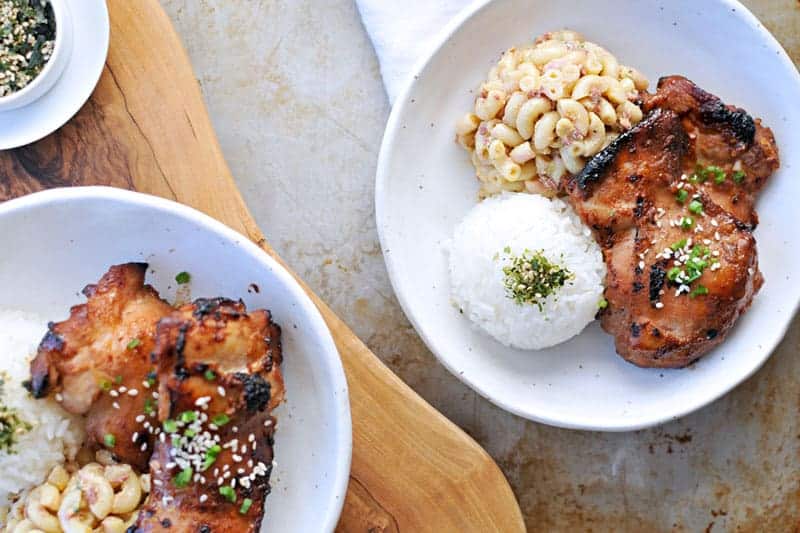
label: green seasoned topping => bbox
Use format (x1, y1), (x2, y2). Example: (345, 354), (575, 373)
(675, 189), (688, 203)
(173, 467), (192, 488)
(146, 372), (157, 388)
(99, 379), (112, 392)
(689, 164), (726, 184)
(201, 444), (222, 471)
(597, 298), (608, 309)
(688, 200), (703, 215)
(240, 498), (253, 514)
(0, 373), (31, 454)
(143, 397), (155, 416)
(0, 0), (56, 97)
(667, 267), (681, 282)
(680, 216), (694, 229)
(184, 429), (196, 438)
(219, 485), (236, 503)
(126, 338), (140, 350)
(114, 375), (123, 385)
(211, 413), (230, 427)
(690, 284), (709, 298)
(163, 419), (178, 433)
(500, 248), (574, 311)
(671, 238), (687, 251)
(204, 369), (216, 381)
(732, 170), (746, 184)
(175, 271), (191, 284)
(104, 433), (116, 448)
(179, 411), (197, 423)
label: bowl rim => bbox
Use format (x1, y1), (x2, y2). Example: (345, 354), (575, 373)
(0, 186), (353, 531)
(375, 0), (800, 431)
(0, 0), (71, 107)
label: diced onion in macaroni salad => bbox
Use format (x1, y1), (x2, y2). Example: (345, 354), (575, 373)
(456, 30), (648, 198)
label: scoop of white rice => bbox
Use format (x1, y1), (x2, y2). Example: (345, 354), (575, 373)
(0, 309), (85, 517)
(449, 193), (606, 350)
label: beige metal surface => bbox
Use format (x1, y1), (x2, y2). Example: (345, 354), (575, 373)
(160, 0), (800, 530)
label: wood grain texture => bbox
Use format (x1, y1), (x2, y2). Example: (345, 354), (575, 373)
(0, 1), (524, 531)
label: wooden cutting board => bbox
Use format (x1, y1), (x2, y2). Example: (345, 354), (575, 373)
(0, 1), (524, 531)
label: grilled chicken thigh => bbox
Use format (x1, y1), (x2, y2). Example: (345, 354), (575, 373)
(134, 298), (283, 533)
(567, 77), (778, 367)
(28, 263), (172, 469)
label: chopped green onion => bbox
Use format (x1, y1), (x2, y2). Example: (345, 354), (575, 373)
(163, 419), (178, 433)
(99, 379), (112, 392)
(680, 216), (693, 229)
(126, 338), (140, 350)
(173, 467), (192, 488)
(690, 285), (709, 298)
(104, 433), (116, 448)
(732, 170), (746, 184)
(204, 369), (216, 381)
(597, 298), (608, 309)
(175, 271), (191, 284)
(184, 429), (196, 438)
(239, 498), (253, 514)
(667, 267), (681, 281)
(688, 200), (703, 215)
(114, 375), (123, 385)
(146, 372), (157, 387)
(706, 165), (725, 183)
(144, 397), (155, 415)
(180, 411), (197, 423)
(219, 485), (236, 503)
(671, 238), (687, 251)
(207, 444), (221, 457)
(675, 189), (688, 203)
(171, 434), (182, 448)
(211, 414), (230, 427)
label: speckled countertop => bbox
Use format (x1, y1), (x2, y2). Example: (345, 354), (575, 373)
(161, 1), (800, 530)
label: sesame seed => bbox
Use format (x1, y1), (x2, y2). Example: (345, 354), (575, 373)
(55, 393), (63, 402)
(218, 477), (224, 485)
(159, 433), (166, 443)
(109, 390), (119, 397)
(143, 380), (151, 389)
(136, 415), (146, 423)
(710, 219), (719, 227)
(113, 402), (120, 410)
(712, 250), (720, 257)
(252, 442), (257, 450)
(247, 434), (255, 442)
(128, 389), (139, 397)
(141, 443), (148, 452)
(223, 464), (230, 471)
(200, 494), (208, 503)
(233, 454), (242, 462)
(153, 392), (160, 399)
(240, 478), (251, 489)
(264, 420), (273, 428)
(232, 426), (238, 433)
(119, 386), (127, 393)
(230, 478), (237, 489)
(714, 232), (721, 241)
(237, 468), (245, 474)
(748, 267), (754, 275)
(638, 261), (645, 270)
(217, 386), (226, 397)
(154, 479), (163, 486)
(655, 302), (664, 309)
(240, 445), (247, 454)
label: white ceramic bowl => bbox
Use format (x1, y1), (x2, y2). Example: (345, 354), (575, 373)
(0, 187), (352, 532)
(376, 0), (800, 431)
(0, 0), (72, 111)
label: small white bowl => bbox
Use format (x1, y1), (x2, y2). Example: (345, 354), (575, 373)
(0, 187), (352, 532)
(0, 0), (73, 112)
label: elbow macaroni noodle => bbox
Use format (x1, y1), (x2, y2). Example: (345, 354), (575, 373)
(456, 30), (648, 198)
(3, 454), (150, 533)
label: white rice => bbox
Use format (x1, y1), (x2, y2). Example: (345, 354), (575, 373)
(449, 193), (606, 350)
(0, 309), (85, 517)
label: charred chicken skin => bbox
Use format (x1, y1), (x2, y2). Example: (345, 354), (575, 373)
(133, 298), (283, 533)
(566, 76), (778, 368)
(27, 263), (173, 470)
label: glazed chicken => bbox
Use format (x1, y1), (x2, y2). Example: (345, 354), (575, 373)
(134, 298), (283, 532)
(566, 76), (779, 367)
(28, 263), (173, 470)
